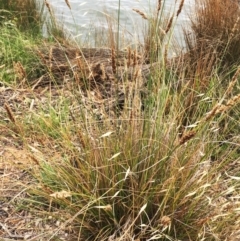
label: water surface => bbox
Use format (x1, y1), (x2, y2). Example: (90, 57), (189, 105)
(47, 0), (193, 48)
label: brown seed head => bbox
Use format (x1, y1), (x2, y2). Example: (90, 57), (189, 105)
(77, 129), (86, 149)
(132, 8), (148, 20)
(176, 0), (185, 17)
(4, 103), (16, 123)
(165, 15), (174, 34)
(225, 66), (240, 96)
(30, 155), (40, 166)
(13, 61), (26, 80)
(230, 17), (240, 39)
(44, 0), (52, 14)
(133, 49), (137, 67)
(65, 0), (71, 9)
(215, 94), (240, 114)
(205, 104), (220, 121)
(111, 48), (117, 74)
(160, 216), (171, 227)
(127, 47), (132, 68)
(157, 0), (162, 15)
(225, 93), (240, 108)
(179, 130), (196, 145)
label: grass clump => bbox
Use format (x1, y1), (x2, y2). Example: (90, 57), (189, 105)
(24, 70), (240, 240)
(183, 0), (240, 79)
(0, 0), (43, 34)
(0, 0), (66, 85)
(0, 21), (43, 84)
(0, 0), (240, 240)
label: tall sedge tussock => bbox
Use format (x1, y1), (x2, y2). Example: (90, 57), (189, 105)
(184, 0), (240, 79)
(1, 0), (239, 240)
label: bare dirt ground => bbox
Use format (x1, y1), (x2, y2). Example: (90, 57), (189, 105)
(0, 86), (77, 241)
(0, 147), (77, 240)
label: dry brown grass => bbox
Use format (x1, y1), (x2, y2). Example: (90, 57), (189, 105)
(183, 0), (240, 79)
(171, 0), (240, 130)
